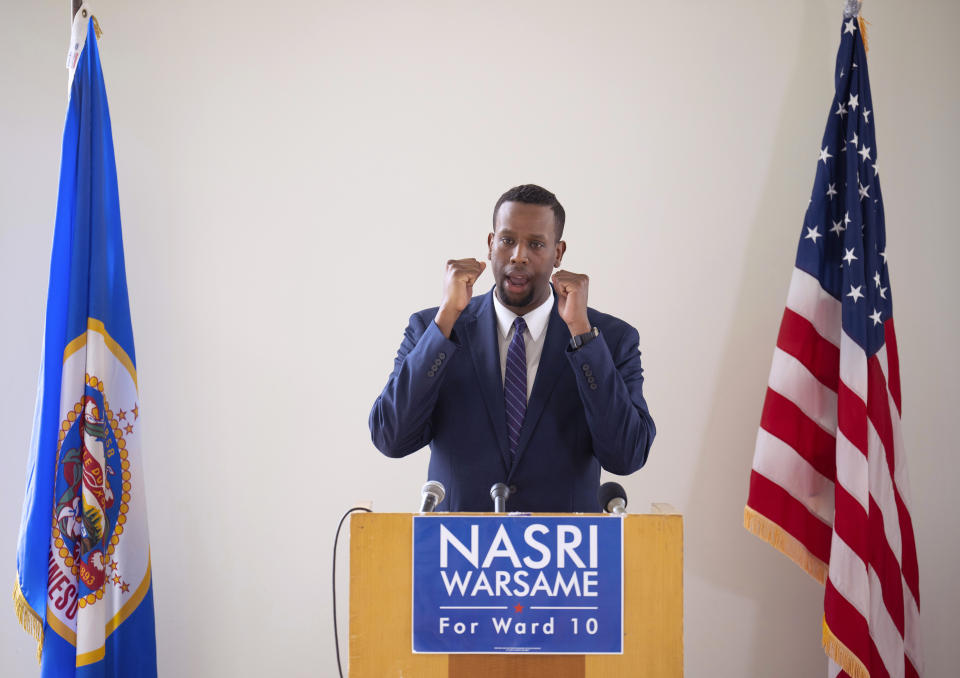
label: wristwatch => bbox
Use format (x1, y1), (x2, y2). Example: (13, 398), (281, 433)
(569, 326), (599, 350)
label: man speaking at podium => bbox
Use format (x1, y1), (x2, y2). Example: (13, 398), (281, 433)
(369, 185), (655, 512)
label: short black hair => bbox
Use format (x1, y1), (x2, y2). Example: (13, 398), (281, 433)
(492, 184), (566, 240)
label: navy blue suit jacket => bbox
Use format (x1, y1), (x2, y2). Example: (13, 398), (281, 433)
(369, 289), (655, 512)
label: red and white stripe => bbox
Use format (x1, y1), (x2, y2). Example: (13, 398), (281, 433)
(745, 268), (922, 678)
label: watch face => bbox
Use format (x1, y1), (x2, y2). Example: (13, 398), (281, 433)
(570, 328), (597, 350)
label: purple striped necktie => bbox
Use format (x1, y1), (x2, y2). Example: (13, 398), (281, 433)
(504, 316), (527, 456)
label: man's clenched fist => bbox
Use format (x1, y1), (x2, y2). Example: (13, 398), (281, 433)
(552, 270), (591, 336)
(435, 258), (486, 338)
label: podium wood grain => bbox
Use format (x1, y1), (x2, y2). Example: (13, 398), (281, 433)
(349, 512), (683, 677)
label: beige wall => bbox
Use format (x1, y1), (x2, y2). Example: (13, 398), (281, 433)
(1, 1), (957, 675)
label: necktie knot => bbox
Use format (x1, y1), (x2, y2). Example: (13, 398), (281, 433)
(513, 316), (527, 337)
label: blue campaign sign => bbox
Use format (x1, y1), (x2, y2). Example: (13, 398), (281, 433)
(412, 515), (623, 654)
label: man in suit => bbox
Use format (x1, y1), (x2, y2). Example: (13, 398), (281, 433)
(369, 184), (655, 512)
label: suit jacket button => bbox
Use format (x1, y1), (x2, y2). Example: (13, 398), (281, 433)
(438, 352), (446, 360)
(589, 383), (598, 390)
(587, 375), (595, 384)
(427, 368), (435, 377)
(581, 364), (590, 372)
(434, 358), (442, 366)
(509, 485), (518, 495)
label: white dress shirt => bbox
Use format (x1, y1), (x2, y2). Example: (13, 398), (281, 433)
(492, 288), (556, 401)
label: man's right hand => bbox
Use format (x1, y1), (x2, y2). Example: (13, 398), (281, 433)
(435, 258), (486, 338)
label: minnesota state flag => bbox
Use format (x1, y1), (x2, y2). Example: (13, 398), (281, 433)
(14, 8), (157, 676)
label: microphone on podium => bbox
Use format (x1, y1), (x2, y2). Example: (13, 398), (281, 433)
(419, 480), (445, 513)
(490, 483), (510, 513)
(599, 481), (628, 515)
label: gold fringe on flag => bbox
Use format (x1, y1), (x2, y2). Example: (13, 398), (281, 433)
(823, 617), (870, 678)
(859, 15), (870, 52)
(12, 582), (44, 664)
(743, 506), (828, 585)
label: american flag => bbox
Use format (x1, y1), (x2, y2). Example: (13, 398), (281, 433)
(744, 13), (923, 678)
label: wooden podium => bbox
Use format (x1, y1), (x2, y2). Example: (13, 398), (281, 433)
(349, 510), (683, 677)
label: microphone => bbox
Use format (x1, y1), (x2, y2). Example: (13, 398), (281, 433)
(419, 480), (445, 513)
(598, 481), (628, 515)
(490, 483), (510, 513)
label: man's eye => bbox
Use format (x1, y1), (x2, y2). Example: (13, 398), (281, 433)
(530, 242), (544, 249)
(500, 238), (514, 245)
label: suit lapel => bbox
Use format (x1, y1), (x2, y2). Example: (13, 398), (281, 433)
(462, 292), (511, 472)
(512, 300), (568, 471)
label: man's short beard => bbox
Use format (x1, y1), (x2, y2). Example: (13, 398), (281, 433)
(497, 279), (537, 310)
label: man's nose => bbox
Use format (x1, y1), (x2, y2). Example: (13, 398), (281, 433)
(510, 243), (528, 263)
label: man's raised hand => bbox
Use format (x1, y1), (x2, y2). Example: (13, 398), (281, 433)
(552, 270), (591, 336)
(435, 258), (486, 338)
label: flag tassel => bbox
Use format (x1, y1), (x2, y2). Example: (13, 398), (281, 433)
(743, 506), (827, 584)
(12, 583), (44, 664)
(823, 618), (869, 678)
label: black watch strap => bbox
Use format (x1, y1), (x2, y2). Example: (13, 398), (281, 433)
(569, 326), (599, 350)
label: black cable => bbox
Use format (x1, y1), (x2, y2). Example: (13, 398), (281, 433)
(333, 506), (372, 678)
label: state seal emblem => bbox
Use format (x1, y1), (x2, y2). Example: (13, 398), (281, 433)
(51, 374), (135, 615)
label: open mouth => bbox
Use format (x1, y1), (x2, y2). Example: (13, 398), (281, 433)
(505, 273), (530, 291)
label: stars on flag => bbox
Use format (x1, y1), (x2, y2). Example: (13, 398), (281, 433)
(795, 16), (891, 350)
(872, 272), (889, 299)
(106, 560), (130, 592)
(869, 308), (882, 325)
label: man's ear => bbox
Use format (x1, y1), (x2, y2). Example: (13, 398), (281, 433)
(487, 232), (494, 260)
(555, 240), (566, 267)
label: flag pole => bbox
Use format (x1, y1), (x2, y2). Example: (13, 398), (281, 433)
(844, 0), (869, 52)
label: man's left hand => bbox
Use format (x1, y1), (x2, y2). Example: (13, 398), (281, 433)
(552, 270), (591, 336)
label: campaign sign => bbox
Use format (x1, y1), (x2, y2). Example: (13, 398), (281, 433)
(412, 515), (623, 654)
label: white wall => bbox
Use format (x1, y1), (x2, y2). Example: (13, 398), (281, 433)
(1, 1), (957, 676)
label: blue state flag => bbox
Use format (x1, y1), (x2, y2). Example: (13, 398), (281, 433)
(14, 10), (157, 677)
